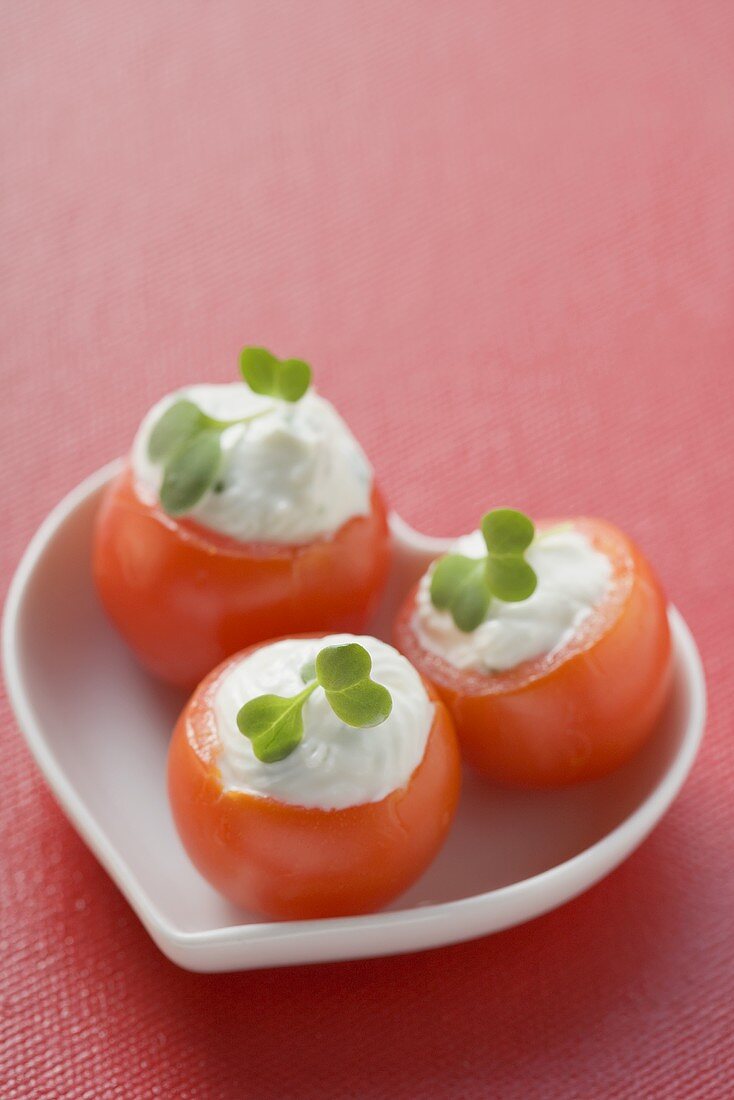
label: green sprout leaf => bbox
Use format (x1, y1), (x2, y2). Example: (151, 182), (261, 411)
(429, 508), (538, 631)
(485, 555), (538, 602)
(236, 693), (307, 763)
(316, 642), (393, 727)
(430, 555), (489, 632)
(148, 399), (207, 463)
(237, 642), (393, 763)
(429, 554), (477, 610)
(481, 508), (535, 555)
(147, 346), (313, 517)
(239, 347), (278, 396)
(159, 430), (222, 515)
(482, 508), (537, 603)
(277, 358), (311, 401)
(450, 567), (492, 632)
(239, 346), (312, 402)
(327, 679), (393, 728)
(315, 642), (372, 692)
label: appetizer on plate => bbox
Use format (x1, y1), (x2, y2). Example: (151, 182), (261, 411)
(394, 508), (672, 788)
(168, 635), (461, 919)
(93, 349), (390, 687)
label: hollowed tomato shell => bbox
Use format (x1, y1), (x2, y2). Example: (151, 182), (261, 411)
(167, 642), (461, 920)
(393, 518), (672, 788)
(92, 466), (391, 690)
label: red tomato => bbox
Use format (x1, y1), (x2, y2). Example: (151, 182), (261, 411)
(92, 467), (391, 689)
(393, 519), (673, 788)
(167, 640), (461, 919)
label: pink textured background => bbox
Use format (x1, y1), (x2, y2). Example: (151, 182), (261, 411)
(2, 2), (733, 1097)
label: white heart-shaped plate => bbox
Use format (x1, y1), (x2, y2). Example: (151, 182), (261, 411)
(3, 461), (706, 972)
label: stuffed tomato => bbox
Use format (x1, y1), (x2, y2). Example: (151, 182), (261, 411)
(394, 508), (672, 788)
(93, 349), (390, 688)
(168, 634), (461, 919)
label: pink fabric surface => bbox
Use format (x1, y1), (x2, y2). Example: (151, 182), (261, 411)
(2, 2), (733, 1096)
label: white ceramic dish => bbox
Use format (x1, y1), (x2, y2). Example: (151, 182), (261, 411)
(3, 460), (706, 972)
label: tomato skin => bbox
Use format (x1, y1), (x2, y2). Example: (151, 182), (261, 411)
(393, 519), (673, 789)
(92, 467), (391, 689)
(167, 641), (461, 919)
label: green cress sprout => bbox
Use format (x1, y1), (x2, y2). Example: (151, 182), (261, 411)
(236, 642), (393, 763)
(147, 346), (312, 516)
(430, 508), (538, 633)
(239, 347), (311, 403)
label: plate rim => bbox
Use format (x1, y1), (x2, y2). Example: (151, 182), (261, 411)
(2, 461), (707, 962)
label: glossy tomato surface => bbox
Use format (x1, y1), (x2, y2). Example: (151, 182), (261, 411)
(167, 641), (461, 919)
(394, 519), (673, 789)
(92, 467), (391, 689)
